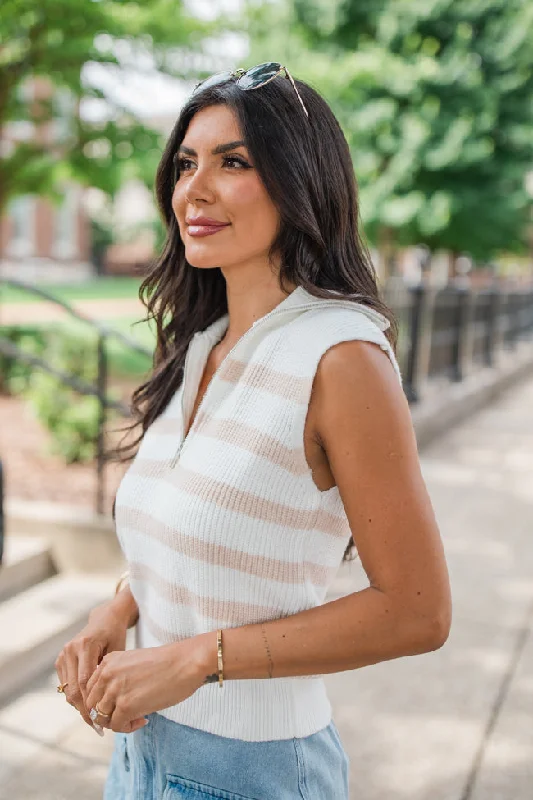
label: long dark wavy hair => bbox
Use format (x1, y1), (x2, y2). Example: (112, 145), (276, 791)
(107, 72), (397, 562)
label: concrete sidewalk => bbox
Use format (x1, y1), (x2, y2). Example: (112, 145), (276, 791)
(327, 375), (533, 799)
(1, 378), (532, 799)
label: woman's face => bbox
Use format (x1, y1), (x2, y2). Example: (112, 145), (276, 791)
(172, 104), (281, 272)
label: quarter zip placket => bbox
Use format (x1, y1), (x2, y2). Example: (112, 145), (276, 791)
(169, 331), (201, 468)
(169, 300), (340, 469)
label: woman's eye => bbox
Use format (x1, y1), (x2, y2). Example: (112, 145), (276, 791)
(176, 157), (194, 172)
(223, 156), (250, 169)
(174, 154), (251, 175)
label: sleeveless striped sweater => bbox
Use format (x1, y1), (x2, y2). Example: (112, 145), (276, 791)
(114, 285), (402, 741)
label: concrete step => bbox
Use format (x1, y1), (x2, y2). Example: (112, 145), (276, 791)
(5, 499), (124, 572)
(0, 669), (114, 792)
(0, 629), (137, 794)
(0, 536), (56, 602)
(0, 573), (116, 707)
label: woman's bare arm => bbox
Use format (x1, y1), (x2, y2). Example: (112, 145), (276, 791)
(193, 340), (452, 681)
(97, 584), (139, 630)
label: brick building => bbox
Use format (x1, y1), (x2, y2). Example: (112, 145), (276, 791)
(0, 78), (93, 283)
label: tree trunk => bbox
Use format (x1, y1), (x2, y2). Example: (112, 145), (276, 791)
(447, 250), (460, 281)
(376, 225), (397, 285)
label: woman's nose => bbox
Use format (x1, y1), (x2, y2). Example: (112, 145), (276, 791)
(185, 167), (216, 203)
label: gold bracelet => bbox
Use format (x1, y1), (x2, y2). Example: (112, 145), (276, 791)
(216, 629), (224, 688)
(115, 570), (129, 595)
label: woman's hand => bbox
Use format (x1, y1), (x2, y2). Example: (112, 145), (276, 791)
(55, 597), (135, 734)
(85, 635), (214, 733)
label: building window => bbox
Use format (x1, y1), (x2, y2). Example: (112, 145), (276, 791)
(52, 184), (78, 259)
(53, 87), (75, 142)
(6, 195), (35, 257)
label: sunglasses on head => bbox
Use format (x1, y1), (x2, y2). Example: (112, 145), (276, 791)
(192, 61), (309, 120)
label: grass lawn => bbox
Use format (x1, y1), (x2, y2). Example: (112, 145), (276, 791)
(3, 315), (156, 381)
(106, 316), (156, 378)
(0, 276), (143, 304)
(60, 315), (156, 378)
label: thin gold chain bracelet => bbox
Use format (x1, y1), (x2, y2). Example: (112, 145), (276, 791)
(217, 629), (224, 687)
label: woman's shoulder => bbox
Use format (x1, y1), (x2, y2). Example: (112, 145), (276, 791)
(278, 301), (401, 383)
(286, 297), (390, 340)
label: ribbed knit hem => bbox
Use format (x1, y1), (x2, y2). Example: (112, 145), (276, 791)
(157, 678), (333, 742)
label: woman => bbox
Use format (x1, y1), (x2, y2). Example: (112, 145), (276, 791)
(55, 63), (451, 799)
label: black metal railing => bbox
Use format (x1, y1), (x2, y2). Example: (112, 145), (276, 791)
(0, 458), (4, 566)
(401, 283), (533, 401)
(0, 278), (153, 535)
(1, 276), (532, 564)
(470, 289), (497, 368)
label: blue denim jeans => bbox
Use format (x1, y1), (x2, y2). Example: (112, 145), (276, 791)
(103, 711), (349, 799)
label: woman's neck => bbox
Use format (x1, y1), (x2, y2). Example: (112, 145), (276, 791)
(221, 276), (298, 347)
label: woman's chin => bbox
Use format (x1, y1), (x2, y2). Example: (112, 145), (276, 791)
(184, 248), (226, 270)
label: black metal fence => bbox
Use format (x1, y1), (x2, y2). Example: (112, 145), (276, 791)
(0, 277), (152, 526)
(0, 277), (532, 538)
(395, 284), (533, 403)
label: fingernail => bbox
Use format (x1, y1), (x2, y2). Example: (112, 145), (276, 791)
(142, 718), (149, 726)
(92, 723), (105, 737)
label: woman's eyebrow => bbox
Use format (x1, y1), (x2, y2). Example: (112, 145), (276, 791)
(178, 140), (246, 156)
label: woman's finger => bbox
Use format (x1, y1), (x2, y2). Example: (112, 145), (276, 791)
(85, 685), (118, 733)
(54, 652), (67, 690)
(128, 717), (150, 733)
(104, 718), (147, 734)
(85, 658), (103, 697)
(77, 640), (103, 707)
(63, 646), (95, 727)
(104, 699), (148, 734)
(85, 676), (107, 721)
(89, 698), (115, 730)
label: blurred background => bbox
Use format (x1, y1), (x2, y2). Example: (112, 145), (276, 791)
(0, 1), (532, 798)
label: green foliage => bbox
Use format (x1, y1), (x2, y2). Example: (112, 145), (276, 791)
(0, 0), (217, 211)
(27, 369), (104, 463)
(0, 326), (48, 393)
(1, 314), (154, 383)
(0, 276), (142, 303)
(1, 324), (122, 463)
(245, 0), (533, 260)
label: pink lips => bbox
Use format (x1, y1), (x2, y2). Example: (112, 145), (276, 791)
(186, 216), (231, 237)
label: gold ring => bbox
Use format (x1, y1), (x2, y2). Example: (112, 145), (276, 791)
(90, 703), (112, 722)
(57, 682), (68, 693)
(96, 703), (112, 719)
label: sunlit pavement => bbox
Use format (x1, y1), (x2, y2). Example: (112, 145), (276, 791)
(327, 374), (533, 799)
(1, 377), (532, 799)
(1, 297), (144, 325)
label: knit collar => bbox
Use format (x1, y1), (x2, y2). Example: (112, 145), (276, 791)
(198, 285), (390, 344)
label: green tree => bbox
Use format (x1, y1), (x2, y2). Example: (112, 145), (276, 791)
(0, 0), (215, 215)
(245, 0), (533, 263)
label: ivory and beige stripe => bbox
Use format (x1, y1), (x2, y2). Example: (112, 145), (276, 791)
(114, 285), (402, 741)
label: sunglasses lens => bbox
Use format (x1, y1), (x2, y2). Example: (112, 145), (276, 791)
(236, 62), (282, 90)
(192, 72), (233, 95)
